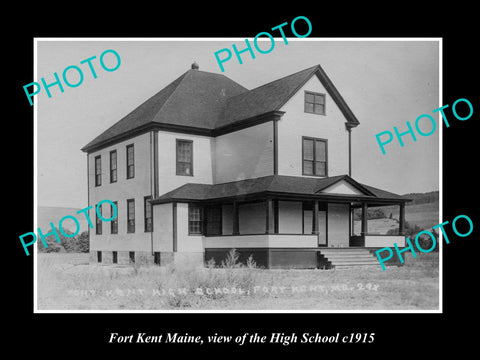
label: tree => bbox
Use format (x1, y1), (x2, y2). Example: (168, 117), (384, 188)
(36, 228), (89, 253)
(75, 231), (89, 252)
(36, 227), (65, 253)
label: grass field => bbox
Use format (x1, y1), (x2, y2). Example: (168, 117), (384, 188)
(36, 252), (439, 311)
(382, 202), (440, 230)
(352, 201), (439, 235)
(353, 218), (399, 235)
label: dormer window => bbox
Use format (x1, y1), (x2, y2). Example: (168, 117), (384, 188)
(304, 91), (325, 115)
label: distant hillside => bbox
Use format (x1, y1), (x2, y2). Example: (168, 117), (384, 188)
(37, 206), (90, 233)
(402, 191), (439, 206)
(381, 190), (439, 230)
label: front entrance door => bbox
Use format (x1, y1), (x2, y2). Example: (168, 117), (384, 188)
(327, 203), (350, 247)
(303, 202), (327, 246)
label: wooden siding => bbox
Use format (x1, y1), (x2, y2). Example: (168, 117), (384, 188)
(156, 130), (214, 196)
(176, 203), (205, 252)
(153, 203), (173, 252)
(277, 76), (349, 178)
(214, 121), (274, 183)
(204, 234), (318, 248)
(88, 132), (153, 252)
(321, 180), (365, 195)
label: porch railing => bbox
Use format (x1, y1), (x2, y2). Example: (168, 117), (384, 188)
(350, 235), (405, 247)
(204, 234), (318, 249)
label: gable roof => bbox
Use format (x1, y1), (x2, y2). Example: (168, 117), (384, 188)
(314, 175), (376, 196)
(152, 175), (410, 204)
(217, 65), (319, 128)
(82, 64), (360, 153)
(218, 64), (360, 130)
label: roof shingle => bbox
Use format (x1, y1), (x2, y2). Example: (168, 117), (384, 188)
(152, 175), (410, 204)
(82, 69), (247, 151)
(82, 64), (360, 152)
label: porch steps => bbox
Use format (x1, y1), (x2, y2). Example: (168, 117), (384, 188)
(318, 249), (379, 269)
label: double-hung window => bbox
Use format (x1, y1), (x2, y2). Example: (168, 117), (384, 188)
(126, 144), (135, 179)
(188, 204), (203, 235)
(96, 203), (102, 235)
(94, 156), (101, 186)
(110, 150), (117, 183)
(111, 201), (118, 234)
(303, 137), (328, 177)
(144, 196), (153, 232)
(127, 199), (135, 233)
(176, 139), (193, 176)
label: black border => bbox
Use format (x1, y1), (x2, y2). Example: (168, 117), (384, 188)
(9, 6), (479, 356)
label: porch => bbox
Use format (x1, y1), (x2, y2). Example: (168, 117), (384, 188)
(152, 174), (411, 268)
(203, 232), (405, 269)
(201, 197), (407, 249)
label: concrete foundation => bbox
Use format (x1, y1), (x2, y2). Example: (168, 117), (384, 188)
(88, 248), (397, 269)
(89, 250), (204, 267)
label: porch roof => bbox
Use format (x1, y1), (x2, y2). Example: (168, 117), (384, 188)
(151, 175), (411, 205)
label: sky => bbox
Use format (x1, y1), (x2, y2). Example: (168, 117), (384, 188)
(36, 39), (440, 208)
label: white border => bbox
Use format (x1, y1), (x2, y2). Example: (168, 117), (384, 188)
(33, 37), (443, 314)
(438, 39), (443, 313)
(33, 39), (39, 312)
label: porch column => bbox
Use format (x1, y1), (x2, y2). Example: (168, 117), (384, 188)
(232, 200), (239, 235)
(312, 200), (319, 235)
(350, 206), (355, 236)
(202, 206), (208, 236)
(361, 202), (368, 236)
(273, 199), (279, 233)
(172, 202), (177, 252)
(265, 199), (274, 234)
(399, 203), (405, 235)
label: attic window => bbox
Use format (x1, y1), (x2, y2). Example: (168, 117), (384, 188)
(305, 91), (325, 115)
